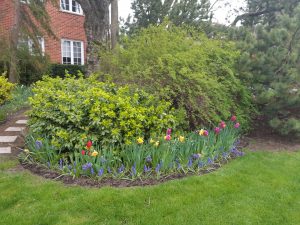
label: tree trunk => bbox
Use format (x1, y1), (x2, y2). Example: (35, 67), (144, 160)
(111, 0), (119, 49)
(9, 0), (21, 83)
(76, 0), (110, 74)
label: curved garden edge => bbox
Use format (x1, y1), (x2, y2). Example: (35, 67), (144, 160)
(20, 157), (238, 188)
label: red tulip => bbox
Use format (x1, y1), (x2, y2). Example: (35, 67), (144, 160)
(81, 150), (86, 155)
(203, 130), (209, 136)
(86, 140), (92, 149)
(231, 115), (237, 122)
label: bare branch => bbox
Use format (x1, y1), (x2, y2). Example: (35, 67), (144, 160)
(231, 7), (283, 26)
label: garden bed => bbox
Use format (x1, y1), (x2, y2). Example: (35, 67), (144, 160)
(21, 159), (227, 188)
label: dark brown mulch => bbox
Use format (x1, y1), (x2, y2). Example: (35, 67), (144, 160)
(242, 116), (300, 152)
(21, 162), (225, 188)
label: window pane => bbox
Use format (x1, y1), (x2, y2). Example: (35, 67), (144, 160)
(73, 41), (82, 65)
(62, 40), (72, 64)
(61, 0), (69, 10)
(72, 0), (81, 13)
(63, 57), (71, 64)
(63, 40), (71, 57)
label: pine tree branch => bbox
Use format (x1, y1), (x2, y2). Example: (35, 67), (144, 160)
(231, 7), (284, 26)
(275, 25), (300, 76)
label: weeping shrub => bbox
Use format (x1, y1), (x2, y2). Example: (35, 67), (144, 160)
(99, 24), (255, 130)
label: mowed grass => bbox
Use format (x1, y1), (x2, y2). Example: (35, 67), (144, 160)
(0, 151), (299, 225)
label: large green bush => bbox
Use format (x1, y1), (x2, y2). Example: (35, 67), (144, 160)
(100, 24), (255, 130)
(28, 75), (177, 152)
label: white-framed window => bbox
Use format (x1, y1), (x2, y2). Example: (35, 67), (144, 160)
(18, 37), (45, 55)
(60, 0), (83, 15)
(61, 39), (84, 65)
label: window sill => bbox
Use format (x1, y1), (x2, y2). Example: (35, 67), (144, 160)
(59, 9), (84, 17)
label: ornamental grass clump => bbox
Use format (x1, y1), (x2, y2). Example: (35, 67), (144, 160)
(21, 116), (243, 180)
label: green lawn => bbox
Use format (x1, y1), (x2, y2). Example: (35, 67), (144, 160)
(0, 151), (299, 225)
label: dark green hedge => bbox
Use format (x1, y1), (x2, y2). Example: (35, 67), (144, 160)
(48, 64), (87, 78)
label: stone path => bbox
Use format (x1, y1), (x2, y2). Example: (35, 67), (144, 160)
(0, 110), (28, 155)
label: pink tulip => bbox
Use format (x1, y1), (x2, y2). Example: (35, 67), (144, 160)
(164, 135), (171, 141)
(203, 130), (209, 136)
(214, 127), (221, 134)
(234, 123), (240, 128)
(231, 115), (237, 122)
(167, 128), (172, 135)
(219, 121), (226, 129)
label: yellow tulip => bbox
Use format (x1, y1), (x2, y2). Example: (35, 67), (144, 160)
(154, 141), (159, 147)
(91, 151), (99, 157)
(24, 149), (30, 154)
(199, 129), (205, 136)
(179, 136), (185, 142)
(149, 138), (155, 144)
(137, 137), (144, 144)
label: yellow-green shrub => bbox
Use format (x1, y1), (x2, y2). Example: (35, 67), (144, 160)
(28, 75), (177, 152)
(0, 73), (15, 105)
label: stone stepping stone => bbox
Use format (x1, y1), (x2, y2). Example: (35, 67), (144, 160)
(0, 147), (11, 154)
(0, 136), (18, 143)
(5, 127), (26, 132)
(16, 120), (28, 124)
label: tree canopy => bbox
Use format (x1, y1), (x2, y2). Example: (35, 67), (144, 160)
(126, 0), (212, 33)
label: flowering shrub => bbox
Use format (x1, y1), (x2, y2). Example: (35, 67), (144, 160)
(21, 117), (244, 180)
(28, 75), (176, 152)
(0, 73), (15, 105)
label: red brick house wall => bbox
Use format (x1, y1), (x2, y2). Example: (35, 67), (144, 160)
(45, 2), (87, 64)
(0, 0), (87, 65)
(0, 0), (15, 39)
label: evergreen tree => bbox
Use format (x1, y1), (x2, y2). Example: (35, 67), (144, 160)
(231, 0), (300, 136)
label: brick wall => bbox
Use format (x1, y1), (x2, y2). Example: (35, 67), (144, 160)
(0, 0), (16, 39)
(45, 2), (87, 64)
(0, 0), (87, 64)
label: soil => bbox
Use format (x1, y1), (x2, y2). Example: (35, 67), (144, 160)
(21, 162), (223, 188)
(241, 117), (300, 152)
